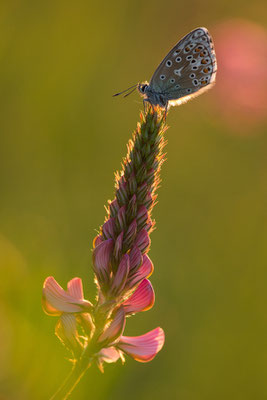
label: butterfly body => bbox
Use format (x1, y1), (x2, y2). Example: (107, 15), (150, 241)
(137, 27), (217, 109)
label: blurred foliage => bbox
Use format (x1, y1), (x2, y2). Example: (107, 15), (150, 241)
(0, 1), (266, 399)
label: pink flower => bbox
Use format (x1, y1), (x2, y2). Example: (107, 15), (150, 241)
(42, 108), (167, 382)
(43, 277), (164, 366)
(42, 276), (92, 315)
(92, 239), (114, 287)
(122, 279), (155, 314)
(42, 277), (93, 353)
(117, 327), (165, 362)
(97, 327), (165, 367)
(127, 254), (154, 290)
(96, 298), (164, 367)
(96, 347), (125, 372)
(98, 307), (126, 344)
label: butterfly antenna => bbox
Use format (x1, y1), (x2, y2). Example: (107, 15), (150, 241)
(123, 86), (137, 97)
(113, 84), (137, 97)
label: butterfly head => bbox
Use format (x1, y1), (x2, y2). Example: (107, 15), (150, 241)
(137, 82), (149, 95)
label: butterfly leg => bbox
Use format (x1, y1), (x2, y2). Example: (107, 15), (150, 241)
(163, 102), (169, 120)
(143, 98), (152, 113)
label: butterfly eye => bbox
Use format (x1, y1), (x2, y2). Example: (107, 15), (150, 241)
(139, 84), (147, 93)
(165, 60), (172, 67)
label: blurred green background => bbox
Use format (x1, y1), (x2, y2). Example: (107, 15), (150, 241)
(0, 1), (267, 399)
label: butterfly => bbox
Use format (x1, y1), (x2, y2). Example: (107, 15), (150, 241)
(114, 27), (217, 112)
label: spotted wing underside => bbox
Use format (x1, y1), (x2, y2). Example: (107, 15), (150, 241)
(149, 27), (217, 105)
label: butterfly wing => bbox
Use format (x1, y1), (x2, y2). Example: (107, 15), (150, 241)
(149, 27), (217, 105)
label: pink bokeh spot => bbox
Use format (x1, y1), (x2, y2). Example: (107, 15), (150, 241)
(213, 19), (267, 131)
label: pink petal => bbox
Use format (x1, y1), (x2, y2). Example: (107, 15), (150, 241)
(117, 327), (165, 362)
(127, 255), (154, 289)
(102, 218), (116, 239)
(92, 238), (114, 284)
(42, 276), (92, 314)
(117, 206), (126, 230)
(134, 229), (151, 253)
(124, 219), (137, 244)
(123, 279), (155, 314)
(110, 254), (130, 296)
(93, 234), (103, 248)
(67, 278), (84, 299)
(97, 347), (123, 364)
(129, 245), (142, 274)
(77, 313), (94, 336)
(98, 307), (125, 344)
(109, 199), (120, 216)
(55, 314), (81, 352)
(113, 231), (123, 261)
(136, 205), (149, 227)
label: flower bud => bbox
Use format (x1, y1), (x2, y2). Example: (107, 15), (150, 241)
(124, 219), (137, 248)
(92, 239), (114, 287)
(98, 307), (125, 345)
(134, 229), (151, 253)
(113, 231), (124, 263)
(55, 314), (82, 355)
(109, 199), (120, 218)
(127, 194), (137, 219)
(102, 218), (116, 239)
(136, 205), (149, 230)
(129, 245), (142, 275)
(116, 206), (126, 231)
(110, 254), (130, 296)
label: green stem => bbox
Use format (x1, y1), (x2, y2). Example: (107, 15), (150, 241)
(50, 309), (109, 399)
(50, 359), (92, 400)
